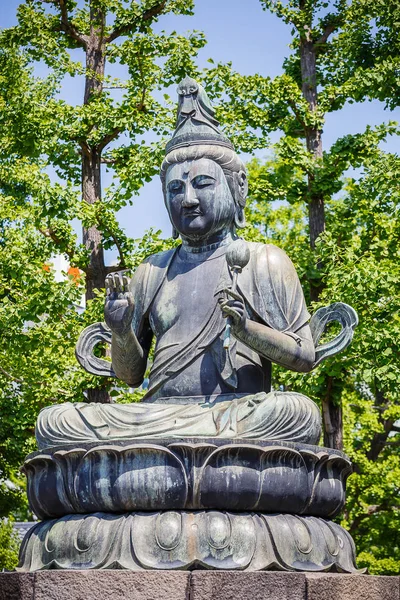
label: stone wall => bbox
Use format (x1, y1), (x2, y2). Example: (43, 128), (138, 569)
(1, 571), (399, 600)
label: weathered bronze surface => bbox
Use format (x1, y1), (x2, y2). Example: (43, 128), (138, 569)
(19, 78), (360, 573)
(23, 439), (351, 519)
(68, 77), (357, 443)
(19, 512), (359, 573)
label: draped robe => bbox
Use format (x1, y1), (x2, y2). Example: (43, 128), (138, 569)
(36, 242), (321, 449)
(132, 241), (310, 400)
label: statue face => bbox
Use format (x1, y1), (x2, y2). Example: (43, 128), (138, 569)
(165, 158), (235, 241)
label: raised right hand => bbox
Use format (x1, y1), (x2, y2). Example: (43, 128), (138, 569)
(104, 272), (135, 336)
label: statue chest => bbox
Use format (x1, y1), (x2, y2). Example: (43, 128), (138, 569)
(149, 254), (227, 337)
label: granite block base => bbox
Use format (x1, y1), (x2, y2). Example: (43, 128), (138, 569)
(1, 571), (399, 600)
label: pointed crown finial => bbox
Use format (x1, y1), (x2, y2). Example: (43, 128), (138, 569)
(165, 77), (234, 154)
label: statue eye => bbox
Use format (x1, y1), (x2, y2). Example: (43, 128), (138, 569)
(192, 176), (215, 189)
(168, 180), (184, 195)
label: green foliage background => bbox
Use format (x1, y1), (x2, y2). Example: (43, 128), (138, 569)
(0, 518), (20, 571)
(0, 0), (399, 575)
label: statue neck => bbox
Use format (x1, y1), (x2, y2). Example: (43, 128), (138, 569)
(180, 229), (236, 254)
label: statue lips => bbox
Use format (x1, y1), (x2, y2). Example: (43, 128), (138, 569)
(183, 208), (202, 218)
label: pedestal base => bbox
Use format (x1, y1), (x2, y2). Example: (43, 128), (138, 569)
(18, 512), (359, 573)
(1, 571), (399, 600)
(23, 439), (351, 518)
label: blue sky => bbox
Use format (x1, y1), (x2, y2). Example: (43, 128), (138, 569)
(1, 1), (399, 257)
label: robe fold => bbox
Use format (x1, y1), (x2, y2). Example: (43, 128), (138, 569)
(128, 242), (310, 400)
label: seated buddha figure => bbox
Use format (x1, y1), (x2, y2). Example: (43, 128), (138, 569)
(36, 77), (354, 449)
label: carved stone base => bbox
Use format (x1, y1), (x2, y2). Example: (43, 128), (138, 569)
(23, 439), (351, 519)
(18, 511), (360, 573)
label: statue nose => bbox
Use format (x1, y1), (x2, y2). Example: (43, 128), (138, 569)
(182, 184), (199, 208)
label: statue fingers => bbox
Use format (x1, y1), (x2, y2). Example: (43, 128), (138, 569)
(224, 288), (244, 303)
(223, 302), (244, 314)
(220, 299), (244, 313)
(105, 273), (119, 298)
(219, 299), (231, 312)
(113, 273), (123, 294)
(115, 272), (129, 298)
(105, 275), (112, 297)
(231, 300), (245, 313)
(122, 274), (130, 292)
(221, 305), (241, 322)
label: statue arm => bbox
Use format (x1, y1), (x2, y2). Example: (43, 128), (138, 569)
(234, 310), (314, 373)
(105, 272), (153, 387)
(111, 322), (153, 387)
(221, 289), (315, 373)
(220, 243), (315, 372)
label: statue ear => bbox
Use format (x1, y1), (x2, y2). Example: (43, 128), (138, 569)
(172, 226), (179, 240)
(234, 170), (248, 206)
(233, 171), (247, 229)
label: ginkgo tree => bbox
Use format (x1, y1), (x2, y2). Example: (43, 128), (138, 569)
(204, 0), (400, 450)
(0, 0), (206, 402)
(0, 0), (203, 523)
(207, 0), (400, 574)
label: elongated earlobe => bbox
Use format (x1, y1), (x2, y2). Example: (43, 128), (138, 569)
(234, 206), (246, 229)
(172, 226), (179, 240)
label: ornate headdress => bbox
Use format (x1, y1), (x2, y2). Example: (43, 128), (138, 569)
(165, 76), (234, 155)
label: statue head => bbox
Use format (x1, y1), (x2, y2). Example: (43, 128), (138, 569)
(160, 77), (248, 242)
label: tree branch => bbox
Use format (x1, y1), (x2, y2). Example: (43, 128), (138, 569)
(105, 1), (167, 43)
(0, 365), (24, 384)
(105, 265), (127, 275)
(135, 49), (147, 112)
(37, 227), (76, 263)
(79, 141), (92, 159)
(41, 0), (88, 47)
(98, 224), (127, 271)
(98, 128), (123, 152)
(315, 23), (337, 47)
(314, 18), (342, 56)
(349, 502), (400, 534)
(107, 231), (126, 269)
(287, 98), (306, 130)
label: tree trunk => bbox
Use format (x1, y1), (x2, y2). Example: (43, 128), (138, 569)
(366, 387), (394, 461)
(322, 398), (343, 450)
(82, 5), (111, 403)
(320, 375), (343, 450)
(300, 39), (325, 251)
(299, 37), (342, 449)
(82, 148), (106, 302)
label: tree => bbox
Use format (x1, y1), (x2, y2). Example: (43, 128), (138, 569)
(0, 0), (205, 403)
(207, 0), (400, 572)
(242, 140), (400, 573)
(319, 147), (400, 574)
(0, 0), (202, 516)
(204, 0), (400, 450)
